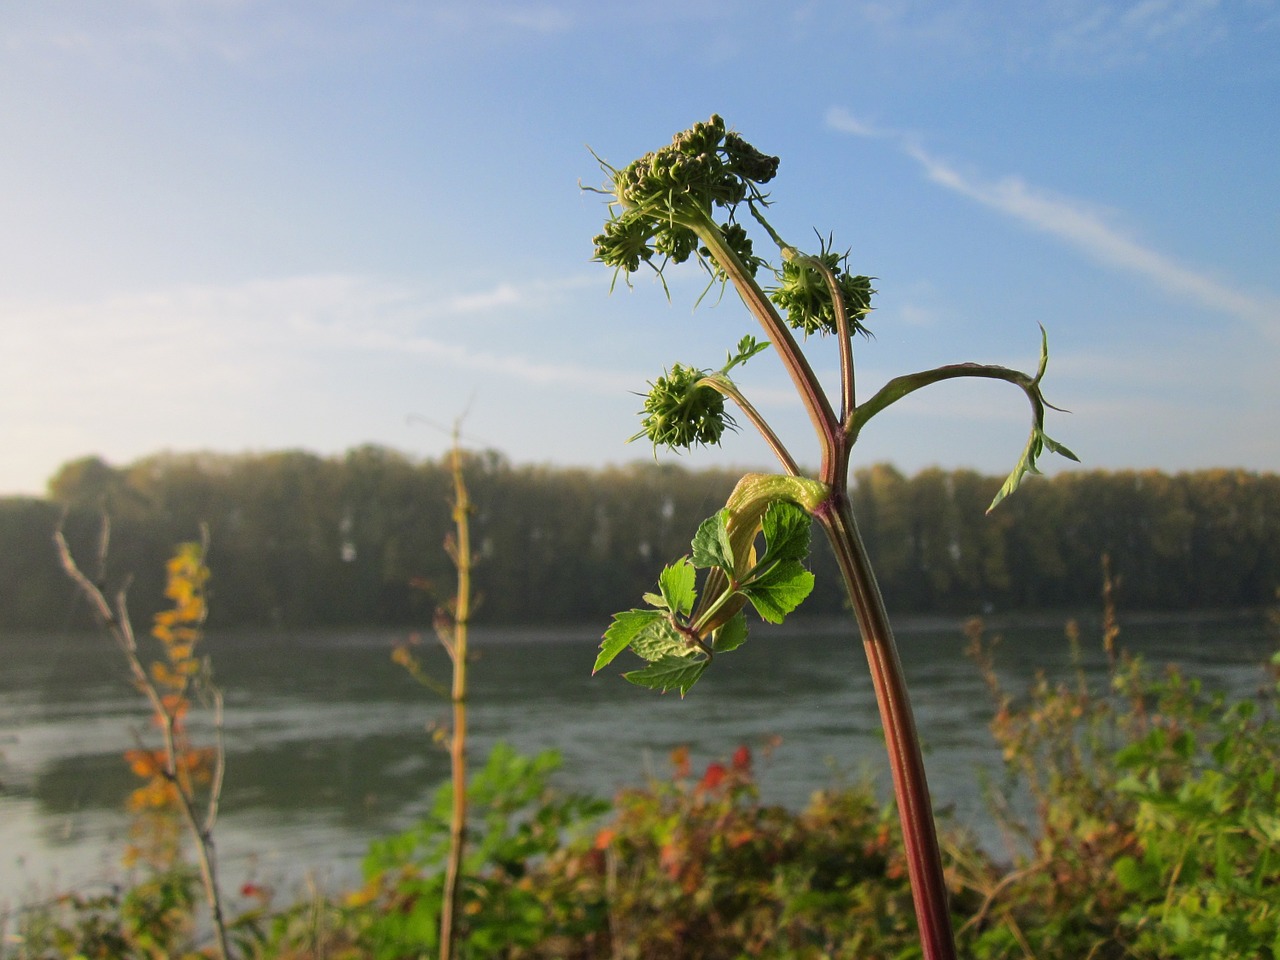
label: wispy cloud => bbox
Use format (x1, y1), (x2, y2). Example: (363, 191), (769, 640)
(2, 2), (577, 66)
(1041, 0), (1228, 66)
(826, 106), (1280, 339)
(837, 1), (1255, 69)
(0, 272), (631, 492)
(0, 272), (616, 399)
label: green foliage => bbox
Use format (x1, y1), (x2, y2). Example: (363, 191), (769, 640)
(549, 743), (938, 960)
(961, 614), (1280, 959)
(985, 327), (1080, 512)
(7, 868), (201, 960)
(14, 637), (1280, 959)
(351, 743), (608, 960)
(597, 497), (816, 696)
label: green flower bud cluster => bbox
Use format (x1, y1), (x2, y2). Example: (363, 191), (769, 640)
(633, 363), (732, 452)
(592, 115), (778, 282)
(770, 250), (875, 338)
(614, 115), (778, 213)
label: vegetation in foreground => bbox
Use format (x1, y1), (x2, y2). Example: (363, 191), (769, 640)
(5, 610), (1278, 959)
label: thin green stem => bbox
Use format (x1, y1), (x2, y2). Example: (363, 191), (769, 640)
(849, 362), (1036, 444)
(700, 372), (800, 477)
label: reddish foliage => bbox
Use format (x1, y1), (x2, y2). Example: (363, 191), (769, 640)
(698, 762), (727, 792)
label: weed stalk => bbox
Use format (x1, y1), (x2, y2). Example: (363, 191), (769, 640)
(54, 518), (232, 960)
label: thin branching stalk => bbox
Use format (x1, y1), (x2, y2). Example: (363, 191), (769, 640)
(694, 214), (839, 451)
(54, 519), (232, 960)
(700, 372), (801, 477)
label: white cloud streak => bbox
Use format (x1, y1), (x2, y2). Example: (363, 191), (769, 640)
(1, 272), (614, 396)
(826, 106), (1280, 340)
(0, 271), (630, 492)
(4, 2), (578, 59)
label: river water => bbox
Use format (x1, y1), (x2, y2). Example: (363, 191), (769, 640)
(1, 611), (1274, 909)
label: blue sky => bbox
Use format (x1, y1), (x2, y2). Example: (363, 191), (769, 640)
(2, 1), (1277, 496)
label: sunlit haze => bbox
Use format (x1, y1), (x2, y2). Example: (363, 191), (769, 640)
(2, 1), (1278, 495)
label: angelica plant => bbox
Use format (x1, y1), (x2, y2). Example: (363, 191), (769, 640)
(588, 115), (1076, 960)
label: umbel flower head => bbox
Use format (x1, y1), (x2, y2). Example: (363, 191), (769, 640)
(770, 241), (875, 338)
(632, 364), (732, 452)
(592, 115), (777, 284)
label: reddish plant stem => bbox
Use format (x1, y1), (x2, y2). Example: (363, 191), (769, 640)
(814, 491), (957, 960)
(694, 217), (958, 959)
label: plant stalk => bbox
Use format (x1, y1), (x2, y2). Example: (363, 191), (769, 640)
(54, 523), (233, 960)
(815, 492), (956, 960)
(692, 214), (839, 462)
(701, 217), (959, 958)
(439, 442), (473, 960)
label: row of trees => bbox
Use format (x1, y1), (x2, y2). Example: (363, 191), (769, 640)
(3, 446), (1277, 630)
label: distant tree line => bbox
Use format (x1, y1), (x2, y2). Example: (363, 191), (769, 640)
(2, 447), (1277, 631)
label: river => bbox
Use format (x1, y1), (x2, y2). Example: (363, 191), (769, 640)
(1, 610), (1274, 909)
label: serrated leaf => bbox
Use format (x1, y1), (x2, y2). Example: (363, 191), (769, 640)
(595, 609), (663, 673)
(759, 500), (812, 565)
(658, 558), (697, 617)
(630, 617), (695, 662)
(691, 509), (734, 571)
(642, 591), (666, 609)
(711, 611), (749, 653)
(624, 655), (709, 697)
(743, 560), (815, 623)
(723, 334), (770, 373)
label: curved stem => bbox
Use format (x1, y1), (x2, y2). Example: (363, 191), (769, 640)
(690, 213), (840, 464)
(815, 492), (957, 960)
(700, 373), (800, 477)
(849, 362), (1036, 444)
(789, 250), (857, 421)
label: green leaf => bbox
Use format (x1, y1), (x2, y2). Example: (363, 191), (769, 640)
(988, 427), (1078, 512)
(624, 655), (709, 697)
(1041, 433), (1080, 463)
(758, 500), (812, 565)
(630, 617), (695, 662)
(711, 611), (749, 653)
(658, 558), (697, 617)
(722, 334), (770, 373)
(691, 508), (734, 571)
(594, 609), (663, 673)
(989, 330), (1079, 512)
(1113, 855), (1158, 895)
(743, 560), (814, 623)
